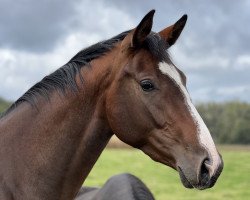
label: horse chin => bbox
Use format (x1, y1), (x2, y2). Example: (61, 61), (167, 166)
(178, 167), (212, 190)
(177, 167), (194, 189)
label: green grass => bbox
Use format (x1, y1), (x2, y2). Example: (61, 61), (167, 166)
(85, 146), (250, 200)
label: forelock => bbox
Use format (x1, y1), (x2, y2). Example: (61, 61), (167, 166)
(143, 32), (172, 64)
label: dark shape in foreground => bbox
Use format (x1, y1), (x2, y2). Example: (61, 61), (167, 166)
(75, 174), (155, 200)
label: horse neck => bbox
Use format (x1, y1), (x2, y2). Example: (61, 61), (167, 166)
(0, 51), (117, 200)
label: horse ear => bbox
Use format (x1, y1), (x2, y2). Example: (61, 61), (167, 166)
(159, 14), (187, 46)
(131, 10), (155, 48)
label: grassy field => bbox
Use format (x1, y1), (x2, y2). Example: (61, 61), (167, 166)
(85, 146), (250, 200)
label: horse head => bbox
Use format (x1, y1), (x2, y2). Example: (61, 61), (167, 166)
(106, 10), (223, 190)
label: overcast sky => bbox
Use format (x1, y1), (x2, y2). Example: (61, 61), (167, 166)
(0, 0), (250, 102)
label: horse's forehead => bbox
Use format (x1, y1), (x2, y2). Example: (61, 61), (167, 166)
(158, 62), (183, 85)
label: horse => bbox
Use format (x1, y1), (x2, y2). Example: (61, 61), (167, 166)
(0, 10), (223, 200)
(75, 173), (155, 200)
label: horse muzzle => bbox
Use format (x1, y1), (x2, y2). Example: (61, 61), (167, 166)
(177, 153), (224, 190)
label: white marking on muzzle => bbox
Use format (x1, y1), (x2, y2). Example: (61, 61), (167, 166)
(159, 62), (220, 176)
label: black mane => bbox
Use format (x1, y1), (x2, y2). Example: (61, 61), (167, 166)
(2, 31), (130, 116)
(2, 30), (171, 117)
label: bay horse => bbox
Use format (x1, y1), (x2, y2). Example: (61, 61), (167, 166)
(0, 10), (223, 200)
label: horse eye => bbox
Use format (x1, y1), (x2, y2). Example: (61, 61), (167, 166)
(140, 80), (155, 92)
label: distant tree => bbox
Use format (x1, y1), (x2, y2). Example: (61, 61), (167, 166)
(197, 101), (250, 144)
(0, 97), (11, 114)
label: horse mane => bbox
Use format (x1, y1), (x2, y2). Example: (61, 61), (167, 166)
(2, 30), (171, 117)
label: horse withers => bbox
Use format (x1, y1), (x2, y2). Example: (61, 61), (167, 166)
(0, 10), (223, 200)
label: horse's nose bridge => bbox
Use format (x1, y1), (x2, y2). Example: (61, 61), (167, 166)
(183, 99), (222, 173)
(195, 127), (222, 176)
(173, 118), (203, 148)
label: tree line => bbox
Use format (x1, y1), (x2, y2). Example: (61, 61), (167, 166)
(197, 101), (250, 144)
(0, 97), (249, 144)
(0, 97), (11, 115)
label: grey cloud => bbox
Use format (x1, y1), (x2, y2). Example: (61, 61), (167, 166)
(186, 66), (250, 102)
(0, 0), (249, 102)
(107, 0), (250, 55)
(0, 0), (136, 53)
(0, 0), (78, 52)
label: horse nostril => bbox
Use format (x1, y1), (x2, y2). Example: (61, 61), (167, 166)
(199, 158), (210, 185)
